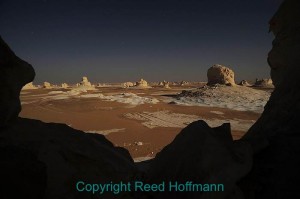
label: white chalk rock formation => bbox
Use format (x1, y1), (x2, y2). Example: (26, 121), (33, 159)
(43, 82), (52, 89)
(123, 82), (134, 88)
(238, 80), (251, 86)
(61, 83), (68, 88)
(254, 78), (274, 88)
(134, 78), (151, 88)
(180, 81), (189, 86)
(162, 80), (170, 89)
(73, 76), (95, 91)
(22, 82), (37, 90)
(80, 76), (92, 87)
(207, 64), (235, 86)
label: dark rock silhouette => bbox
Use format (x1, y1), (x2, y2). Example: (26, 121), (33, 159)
(0, 37), (137, 199)
(0, 36), (35, 127)
(146, 122), (252, 199)
(242, 0), (300, 198)
(0, 145), (47, 199)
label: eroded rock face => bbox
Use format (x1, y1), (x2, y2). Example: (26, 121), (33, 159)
(61, 83), (68, 88)
(207, 64), (235, 86)
(1, 118), (138, 199)
(0, 36), (137, 199)
(74, 76), (95, 91)
(146, 121), (252, 199)
(161, 80), (170, 89)
(80, 76), (92, 87)
(254, 78), (274, 88)
(43, 81), (52, 88)
(137, 78), (148, 86)
(242, 0), (300, 198)
(238, 80), (251, 87)
(123, 82), (134, 88)
(135, 78), (151, 88)
(0, 36), (35, 126)
(180, 81), (189, 86)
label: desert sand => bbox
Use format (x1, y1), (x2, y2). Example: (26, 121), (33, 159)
(20, 82), (271, 159)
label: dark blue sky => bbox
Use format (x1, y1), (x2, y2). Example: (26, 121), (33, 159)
(0, 0), (282, 83)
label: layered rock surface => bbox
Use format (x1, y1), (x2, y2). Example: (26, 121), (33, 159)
(253, 78), (274, 88)
(80, 76), (92, 87)
(134, 78), (151, 88)
(146, 122), (252, 199)
(43, 81), (52, 88)
(74, 76), (96, 91)
(0, 37), (137, 198)
(207, 64), (235, 86)
(242, 0), (300, 198)
(123, 82), (134, 88)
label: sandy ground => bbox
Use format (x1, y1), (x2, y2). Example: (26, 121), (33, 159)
(20, 84), (269, 159)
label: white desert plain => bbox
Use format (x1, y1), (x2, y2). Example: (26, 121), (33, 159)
(20, 66), (273, 161)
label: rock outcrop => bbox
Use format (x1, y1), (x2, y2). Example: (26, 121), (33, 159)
(61, 83), (68, 88)
(123, 82), (134, 88)
(207, 64), (235, 86)
(146, 121), (252, 199)
(253, 78), (274, 88)
(159, 80), (170, 89)
(0, 38), (137, 198)
(79, 76), (92, 87)
(162, 81), (170, 89)
(1, 118), (137, 199)
(43, 81), (52, 89)
(134, 78), (151, 88)
(0, 36), (35, 127)
(180, 81), (189, 86)
(75, 76), (95, 91)
(22, 82), (38, 90)
(242, 0), (300, 198)
(238, 80), (251, 87)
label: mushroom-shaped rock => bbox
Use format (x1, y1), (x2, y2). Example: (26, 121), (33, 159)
(43, 82), (52, 88)
(134, 78), (151, 88)
(80, 76), (92, 87)
(207, 64), (235, 86)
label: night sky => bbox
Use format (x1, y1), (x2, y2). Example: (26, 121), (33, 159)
(0, 0), (283, 84)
